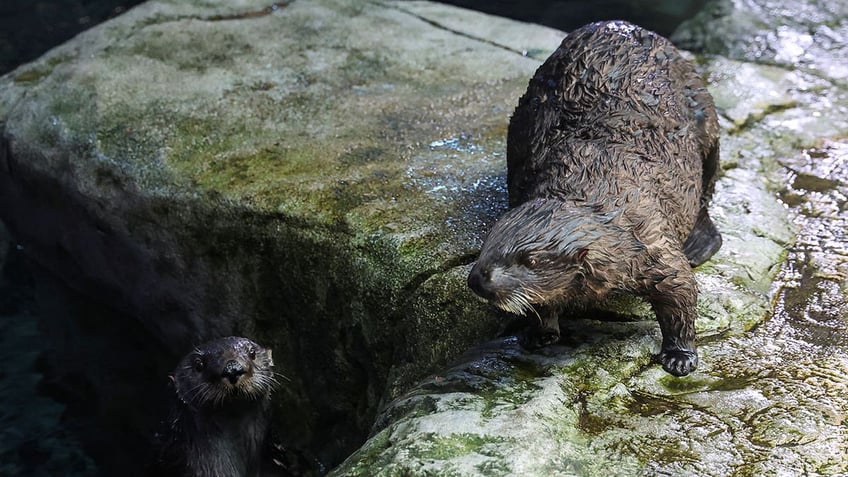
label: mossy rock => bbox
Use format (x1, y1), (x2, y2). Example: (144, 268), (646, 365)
(0, 0), (566, 468)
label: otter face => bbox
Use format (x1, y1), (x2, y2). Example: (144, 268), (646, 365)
(172, 336), (277, 409)
(468, 199), (606, 315)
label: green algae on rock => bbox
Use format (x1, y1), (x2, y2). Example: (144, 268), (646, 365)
(0, 0), (565, 469)
(333, 104), (801, 471)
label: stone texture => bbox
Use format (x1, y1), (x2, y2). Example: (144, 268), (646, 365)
(2, 0), (846, 474)
(0, 0), (565, 468)
(331, 1), (848, 475)
(672, 0), (848, 82)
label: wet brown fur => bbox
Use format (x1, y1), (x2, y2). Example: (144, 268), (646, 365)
(154, 336), (279, 477)
(468, 21), (722, 376)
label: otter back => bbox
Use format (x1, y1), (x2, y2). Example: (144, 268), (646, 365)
(507, 20), (719, 250)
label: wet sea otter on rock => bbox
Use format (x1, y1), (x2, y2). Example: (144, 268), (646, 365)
(468, 20), (722, 376)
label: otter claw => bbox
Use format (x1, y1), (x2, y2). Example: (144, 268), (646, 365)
(519, 328), (560, 350)
(659, 349), (698, 376)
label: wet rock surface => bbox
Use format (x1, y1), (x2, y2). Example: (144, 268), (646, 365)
(0, 0), (846, 475)
(334, 1), (848, 475)
(673, 0), (848, 82)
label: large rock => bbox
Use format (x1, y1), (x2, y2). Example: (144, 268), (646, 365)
(331, 1), (848, 474)
(672, 0), (848, 81)
(0, 0), (565, 469)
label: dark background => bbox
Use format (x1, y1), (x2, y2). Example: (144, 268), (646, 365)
(0, 1), (142, 75)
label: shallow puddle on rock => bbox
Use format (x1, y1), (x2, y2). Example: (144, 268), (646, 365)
(588, 140), (848, 475)
(777, 140), (848, 344)
(701, 140), (848, 471)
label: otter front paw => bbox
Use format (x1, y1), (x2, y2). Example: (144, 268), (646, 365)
(659, 349), (698, 376)
(519, 327), (560, 350)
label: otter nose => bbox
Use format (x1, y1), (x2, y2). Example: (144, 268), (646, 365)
(222, 360), (246, 385)
(467, 265), (491, 297)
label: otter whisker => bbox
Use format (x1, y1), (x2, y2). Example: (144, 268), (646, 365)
(498, 290), (532, 315)
(257, 374), (281, 389)
(503, 289), (536, 318)
(525, 301), (542, 323)
(525, 287), (546, 303)
(183, 381), (211, 406)
(272, 371), (290, 382)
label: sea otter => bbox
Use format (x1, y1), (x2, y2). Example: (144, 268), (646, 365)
(153, 336), (280, 476)
(468, 21), (722, 376)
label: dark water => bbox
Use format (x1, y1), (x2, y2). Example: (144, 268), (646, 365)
(0, 228), (174, 476)
(0, 235), (98, 475)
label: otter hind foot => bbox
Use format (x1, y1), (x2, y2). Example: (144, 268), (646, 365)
(683, 208), (723, 267)
(658, 348), (698, 376)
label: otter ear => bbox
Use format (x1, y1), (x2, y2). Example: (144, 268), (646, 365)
(575, 248), (589, 262)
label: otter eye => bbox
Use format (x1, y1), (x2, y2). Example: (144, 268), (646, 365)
(520, 254), (538, 268)
(248, 348), (256, 360)
(192, 356), (205, 373)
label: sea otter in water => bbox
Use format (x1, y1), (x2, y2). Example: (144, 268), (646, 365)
(153, 336), (280, 476)
(468, 21), (722, 376)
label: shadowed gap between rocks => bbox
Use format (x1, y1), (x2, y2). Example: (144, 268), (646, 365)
(0, 129), (433, 474)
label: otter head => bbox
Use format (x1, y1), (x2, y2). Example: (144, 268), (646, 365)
(468, 198), (620, 315)
(171, 336), (276, 409)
